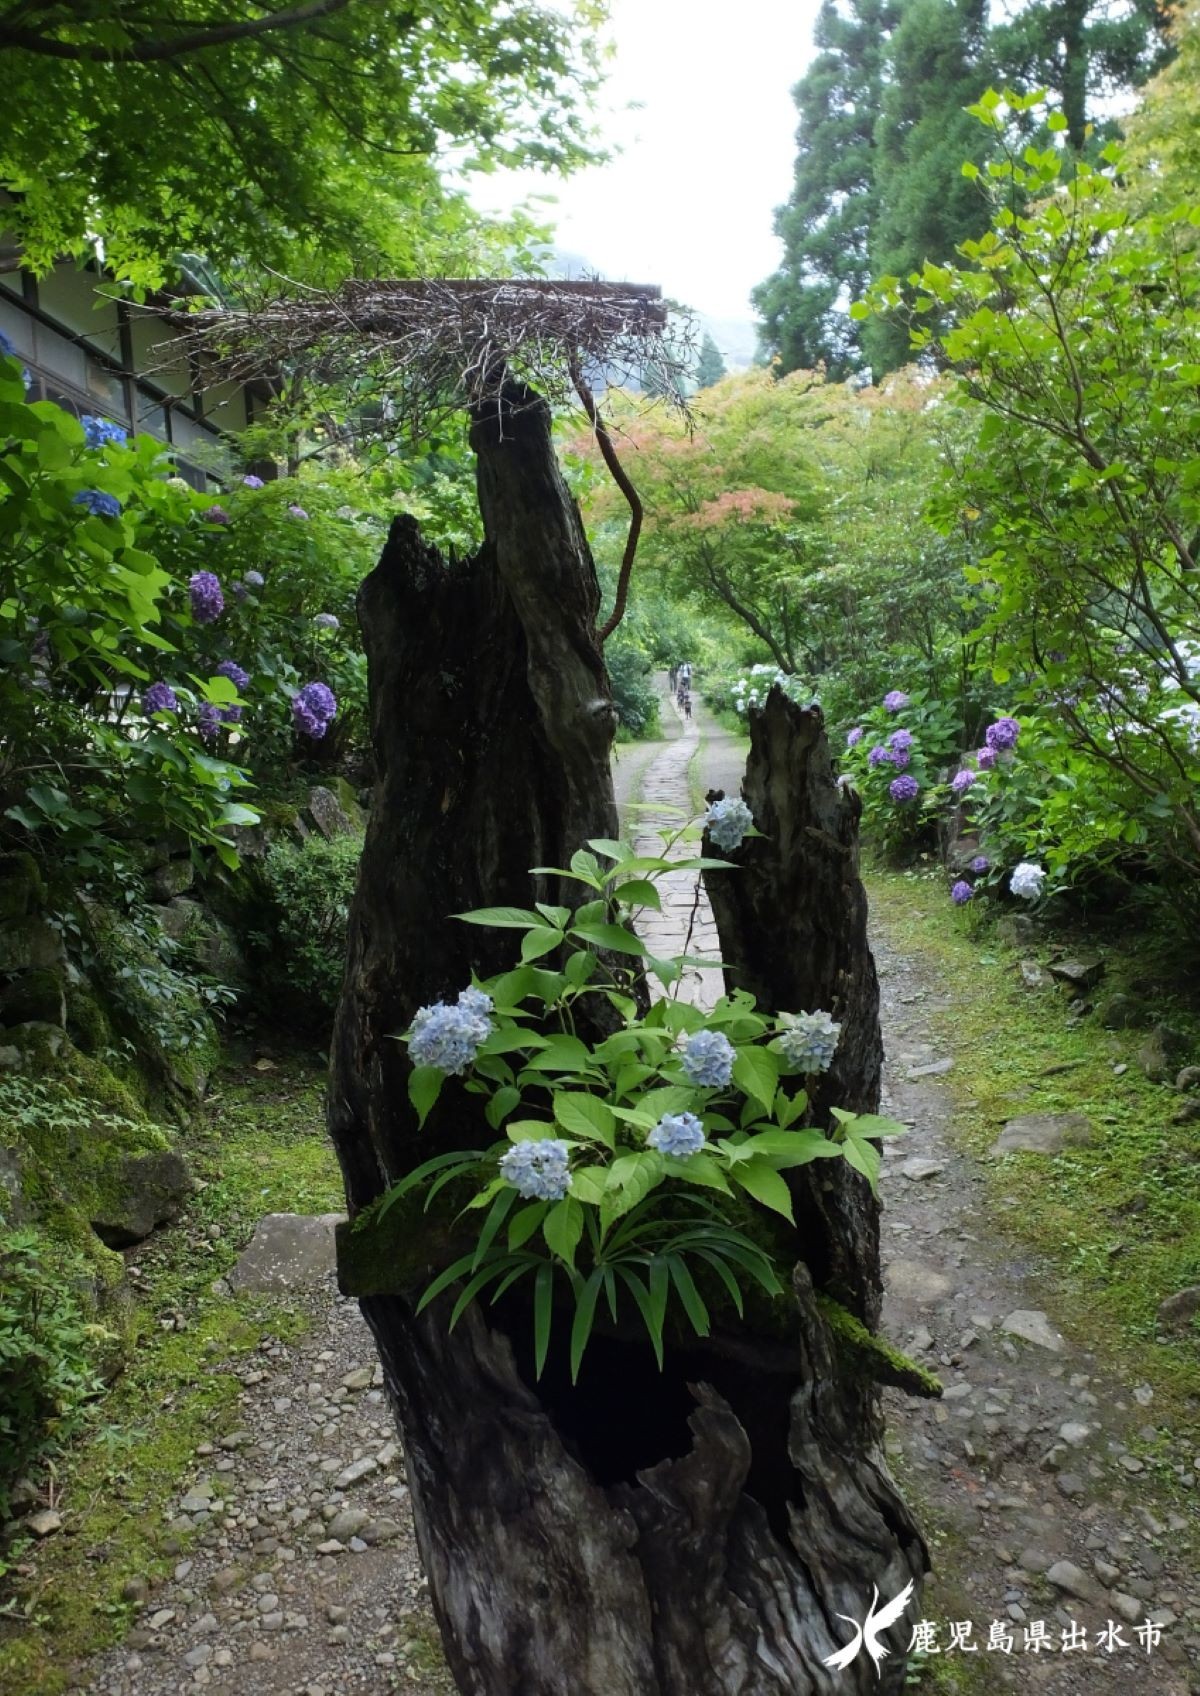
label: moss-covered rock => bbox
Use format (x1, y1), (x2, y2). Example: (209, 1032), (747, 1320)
(0, 852), (44, 922)
(0, 1035), (192, 1253)
(0, 965), (67, 1027)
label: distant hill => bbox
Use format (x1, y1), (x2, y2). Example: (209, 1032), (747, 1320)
(532, 246), (759, 384)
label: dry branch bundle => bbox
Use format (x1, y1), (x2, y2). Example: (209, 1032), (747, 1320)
(158, 276), (696, 437)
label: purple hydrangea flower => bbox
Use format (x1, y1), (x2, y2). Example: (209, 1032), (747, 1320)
(883, 690), (910, 712)
(142, 681), (178, 715)
(218, 705), (243, 725)
(976, 746), (997, 770)
(244, 569), (265, 588)
(951, 880), (974, 905)
(985, 716), (1020, 751)
(681, 1029), (736, 1088)
(647, 1112), (706, 1159)
(499, 1138), (571, 1200)
(288, 503), (309, 520)
(216, 659), (250, 692)
(81, 415), (127, 450)
(868, 744), (894, 768)
(242, 474), (265, 489)
(0, 329), (32, 388)
(971, 855), (990, 874)
(231, 581), (248, 601)
(890, 748), (911, 770)
(890, 773), (920, 803)
(951, 769), (975, 796)
(190, 570), (224, 624)
(72, 489), (122, 518)
(846, 726), (864, 747)
(197, 704), (221, 742)
(313, 613), (340, 631)
(888, 728), (913, 752)
(776, 1009), (841, 1073)
(292, 680), (338, 739)
(201, 504), (230, 525)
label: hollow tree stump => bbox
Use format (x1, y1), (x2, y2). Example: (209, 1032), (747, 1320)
(329, 389), (927, 1696)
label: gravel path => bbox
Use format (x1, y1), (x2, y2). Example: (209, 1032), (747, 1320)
(76, 1288), (451, 1696)
(68, 680), (1198, 1694)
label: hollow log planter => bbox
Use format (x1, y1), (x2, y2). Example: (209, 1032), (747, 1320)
(330, 386), (929, 1695)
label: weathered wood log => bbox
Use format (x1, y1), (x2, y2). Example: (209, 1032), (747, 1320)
(329, 391), (927, 1696)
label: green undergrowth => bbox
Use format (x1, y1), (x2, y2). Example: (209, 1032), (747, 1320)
(868, 868), (1200, 1424)
(0, 1056), (342, 1696)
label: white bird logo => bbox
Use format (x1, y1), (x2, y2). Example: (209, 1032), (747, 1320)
(822, 1580), (916, 1677)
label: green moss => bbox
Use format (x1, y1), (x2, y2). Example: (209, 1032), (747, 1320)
(0, 852), (43, 922)
(817, 1294), (943, 1397)
(64, 983), (113, 1056)
(867, 868), (1200, 1416)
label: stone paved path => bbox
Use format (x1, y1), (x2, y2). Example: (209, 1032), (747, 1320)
(627, 686), (724, 1009)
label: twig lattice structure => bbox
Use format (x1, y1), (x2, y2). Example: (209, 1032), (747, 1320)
(161, 275), (694, 438)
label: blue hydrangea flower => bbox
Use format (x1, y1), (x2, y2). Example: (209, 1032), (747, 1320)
(190, 570), (224, 624)
(242, 474), (265, 489)
(846, 726), (864, 747)
(0, 330), (31, 389)
(776, 1010), (842, 1074)
(72, 489), (122, 518)
(951, 769), (975, 796)
(456, 986), (494, 1040)
(971, 855), (990, 874)
(681, 1029), (735, 1088)
(142, 681), (178, 715)
(890, 748), (910, 770)
(244, 569), (265, 588)
(201, 504), (230, 525)
(217, 705), (243, 725)
(951, 880), (974, 905)
(985, 716), (1020, 751)
(314, 613), (340, 631)
(292, 680), (337, 739)
(976, 746), (997, 770)
(499, 1138), (572, 1200)
(81, 415), (127, 450)
(647, 1112), (706, 1159)
(867, 744), (893, 768)
(288, 503), (309, 520)
(890, 774), (920, 803)
(705, 796), (754, 852)
(883, 690), (910, 712)
(409, 998), (488, 1073)
(216, 659), (250, 692)
(887, 728), (913, 752)
(197, 704), (221, 742)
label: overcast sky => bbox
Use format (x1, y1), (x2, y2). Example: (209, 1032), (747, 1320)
(469, 0), (823, 324)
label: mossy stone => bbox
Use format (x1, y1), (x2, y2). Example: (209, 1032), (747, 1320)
(0, 852), (44, 922)
(0, 966), (67, 1027)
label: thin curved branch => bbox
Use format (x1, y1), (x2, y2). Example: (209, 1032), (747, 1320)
(570, 360), (643, 644)
(0, 0), (352, 60)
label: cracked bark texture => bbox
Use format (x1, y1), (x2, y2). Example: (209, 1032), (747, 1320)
(329, 394), (925, 1696)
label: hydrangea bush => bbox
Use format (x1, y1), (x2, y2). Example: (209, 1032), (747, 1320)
(378, 827), (903, 1381)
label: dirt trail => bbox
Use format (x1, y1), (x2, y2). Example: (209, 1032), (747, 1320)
(64, 680), (1198, 1696)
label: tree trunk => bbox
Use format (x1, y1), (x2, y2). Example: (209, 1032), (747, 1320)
(330, 392), (928, 1696)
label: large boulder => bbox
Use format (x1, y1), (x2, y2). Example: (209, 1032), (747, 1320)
(991, 1112), (1094, 1156)
(90, 1149), (191, 1248)
(230, 1213), (344, 1292)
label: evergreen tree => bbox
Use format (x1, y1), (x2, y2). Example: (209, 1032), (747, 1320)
(990, 0), (1172, 154)
(863, 0), (995, 374)
(694, 333), (728, 389)
(753, 0), (902, 378)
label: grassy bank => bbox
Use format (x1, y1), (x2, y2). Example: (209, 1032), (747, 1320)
(868, 868), (1200, 1426)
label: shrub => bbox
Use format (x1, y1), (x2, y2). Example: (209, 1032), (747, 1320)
(253, 834), (362, 1025)
(606, 643), (660, 738)
(0, 1230), (106, 1519)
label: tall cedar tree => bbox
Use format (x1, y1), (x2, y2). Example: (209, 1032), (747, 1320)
(694, 331), (728, 389)
(753, 0), (902, 378)
(759, 0), (1174, 377)
(991, 0), (1173, 153)
(863, 0), (995, 375)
